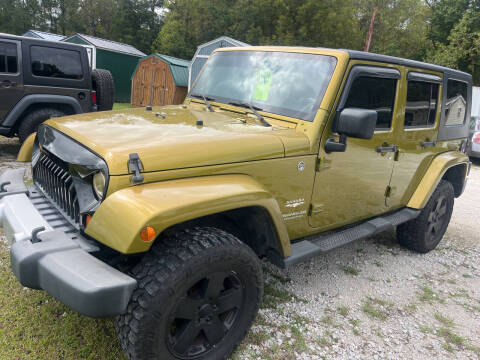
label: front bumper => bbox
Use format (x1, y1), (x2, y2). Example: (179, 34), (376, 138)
(0, 168), (136, 317)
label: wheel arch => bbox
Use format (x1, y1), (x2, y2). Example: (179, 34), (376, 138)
(407, 151), (469, 209)
(16, 132), (36, 162)
(164, 205), (286, 265)
(2, 94), (83, 131)
(85, 174), (291, 259)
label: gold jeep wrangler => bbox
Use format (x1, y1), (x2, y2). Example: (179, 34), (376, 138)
(0, 46), (472, 360)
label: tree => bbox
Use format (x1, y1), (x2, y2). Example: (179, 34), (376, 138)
(426, 11), (480, 84)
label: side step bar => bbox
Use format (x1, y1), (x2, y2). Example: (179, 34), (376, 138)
(281, 208), (420, 267)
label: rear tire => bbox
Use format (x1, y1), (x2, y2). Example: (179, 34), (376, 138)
(116, 227), (263, 360)
(18, 108), (65, 143)
(397, 180), (454, 253)
(92, 69), (114, 111)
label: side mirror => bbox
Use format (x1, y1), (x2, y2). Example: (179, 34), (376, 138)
(325, 108), (378, 153)
(337, 108), (377, 139)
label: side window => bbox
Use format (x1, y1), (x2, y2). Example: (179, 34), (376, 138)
(344, 76), (397, 129)
(405, 81), (439, 127)
(30, 46), (83, 80)
(0, 42), (18, 73)
(445, 79), (467, 126)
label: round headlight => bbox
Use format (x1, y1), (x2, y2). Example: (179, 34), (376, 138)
(92, 171), (106, 199)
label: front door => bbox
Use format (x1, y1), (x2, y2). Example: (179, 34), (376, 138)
(309, 63), (401, 230)
(0, 40), (23, 122)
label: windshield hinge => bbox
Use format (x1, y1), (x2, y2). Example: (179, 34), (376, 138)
(128, 153), (144, 184)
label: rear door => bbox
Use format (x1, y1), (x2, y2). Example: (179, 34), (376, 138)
(387, 69), (445, 207)
(0, 39), (23, 121)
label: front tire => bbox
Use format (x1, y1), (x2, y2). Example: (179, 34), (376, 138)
(397, 180), (454, 253)
(116, 227), (263, 360)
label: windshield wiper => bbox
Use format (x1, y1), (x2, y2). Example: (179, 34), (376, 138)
(190, 93), (215, 112)
(228, 102), (271, 127)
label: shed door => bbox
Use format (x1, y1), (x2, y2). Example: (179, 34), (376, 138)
(152, 60), (168, 106)
(132, 59), (150, 107)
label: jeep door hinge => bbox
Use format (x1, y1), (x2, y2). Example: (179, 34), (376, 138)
(394, 149), (400, 161)
(385, 185), (392, 198)
(128, 153), (144, 184)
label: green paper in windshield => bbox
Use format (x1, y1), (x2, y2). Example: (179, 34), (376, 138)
(253, 68), (272, 101)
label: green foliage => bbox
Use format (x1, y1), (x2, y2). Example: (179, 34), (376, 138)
(1, 0), (480, 83)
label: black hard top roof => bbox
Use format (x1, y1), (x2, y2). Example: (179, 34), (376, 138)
(344, 49), (471, 81)
(0, 32), (84, 51)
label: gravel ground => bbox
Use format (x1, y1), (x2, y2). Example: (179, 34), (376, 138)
(1, 136), (479, 359)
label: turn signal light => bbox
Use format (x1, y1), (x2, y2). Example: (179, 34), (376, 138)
(85, 214), (92, 227)
(140, 226), (156, 242)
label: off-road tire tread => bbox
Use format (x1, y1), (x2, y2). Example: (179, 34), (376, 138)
(116, 227), (263, 360)
(18, 107), (65, 143)
(92, 68), (114, 111)
(397, 180), (454, 253)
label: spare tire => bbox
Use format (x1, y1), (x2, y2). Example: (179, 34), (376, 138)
(92, 69), (114, 111)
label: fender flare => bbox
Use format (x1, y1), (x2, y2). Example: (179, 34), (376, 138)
(407, 151), (469, 209)
(17, 133), (36, 162)
(85, 174), (291, 256)
(2, 94), (83, 128)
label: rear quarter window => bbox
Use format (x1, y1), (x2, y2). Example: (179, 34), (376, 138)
(445, 79), (468, 126)
(0, 42), (18, 73)
(30, 46), (83, 80)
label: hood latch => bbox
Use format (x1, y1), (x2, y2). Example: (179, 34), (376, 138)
(128, 153), (144, 184)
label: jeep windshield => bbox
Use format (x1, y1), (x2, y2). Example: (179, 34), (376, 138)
(190, 51), (337, 121)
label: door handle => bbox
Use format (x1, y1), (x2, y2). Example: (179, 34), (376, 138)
(376, 144), (398, 153)
(421, 140), (436, 148)
(1, 80), (16, 88)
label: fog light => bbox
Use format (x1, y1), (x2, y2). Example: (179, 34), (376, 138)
(140, 226), (156, 242)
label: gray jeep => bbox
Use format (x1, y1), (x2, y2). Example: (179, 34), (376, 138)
(0, 33), (114, 142)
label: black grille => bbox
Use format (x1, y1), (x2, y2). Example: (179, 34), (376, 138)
(33, 152), (80, 227)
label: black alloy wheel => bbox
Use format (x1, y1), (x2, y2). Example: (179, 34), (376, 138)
(425, 194), (448, 246)
(167, 271), (244, 358)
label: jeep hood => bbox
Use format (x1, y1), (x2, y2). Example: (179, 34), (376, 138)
(45, 106), (310, 175)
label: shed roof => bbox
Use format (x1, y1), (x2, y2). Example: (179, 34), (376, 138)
(23, 30), (66, 41)
(134, 54), (190, 87)
(63, 33), (146, 57)
(197, 36), (249, 50)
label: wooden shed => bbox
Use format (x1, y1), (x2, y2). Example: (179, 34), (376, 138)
(131, 54), (190, 107)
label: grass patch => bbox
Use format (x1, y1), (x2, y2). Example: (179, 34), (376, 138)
(342, 265), (360, 276)
(434, 313), (454, 327)
(403, 303), (418, 314)
(112, 103), (132, 110)
(420, 325), (434, 334)
(0, 241), (127, 360)
(417, 285), (444, 304)
(463, 273), (473, 278)
(438, 328), (465, 349)
(337, 305), (349, 317)
(290, 325), (308, 353)
(261, 282), (292, 309)
(244, 328), (270, 346)
(361, 297), (394, 321)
